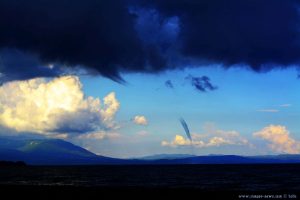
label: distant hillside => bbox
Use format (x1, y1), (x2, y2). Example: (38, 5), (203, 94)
(149, 155), (300, 164)
(0, 160), (26, 167)
(139, 154), (196, 160)
(0, 137), (123, 165)
(1, 137), (300, 165)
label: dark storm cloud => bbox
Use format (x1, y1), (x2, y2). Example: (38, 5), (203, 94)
(1, 0), (300, 83)
(186, 75), (218, 92)
(0, 0), (145, 82)
(134, 0), (300, 70)
(165, 80), (174, 89)
(0, 49), (62, 83)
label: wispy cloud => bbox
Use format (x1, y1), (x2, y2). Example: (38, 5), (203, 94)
(257, 103), (291, 113)
(136, 130), (150, 137)
(77, 131), (121, 140)
(278, 104), (291, 107)
(257, 109), (279, 113)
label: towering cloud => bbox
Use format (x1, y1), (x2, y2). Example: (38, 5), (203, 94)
(253, 125), (300, 154)
(0, 76), (120, 135)
(1, 0), (300, 82)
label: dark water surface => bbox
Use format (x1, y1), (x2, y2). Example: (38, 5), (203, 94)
(0, 164), (300, 191)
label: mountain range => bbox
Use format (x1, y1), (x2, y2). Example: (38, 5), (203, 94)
(0, 137), (123, 165)
(1, 137), (300, 165)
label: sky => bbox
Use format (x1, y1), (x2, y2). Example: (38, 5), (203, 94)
(0, 0), (300, 158)
(74, 67), (300, 157)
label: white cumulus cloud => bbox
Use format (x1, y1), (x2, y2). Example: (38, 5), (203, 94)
(0, 76), (120, 135)
(132, 115), (148, 126)
(253, 125), (300, 154)
(162, 126), (250, 148)
(162, 135), (236, 148)
(206, 137), (233, 147)
(162, 135), (191, 147)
